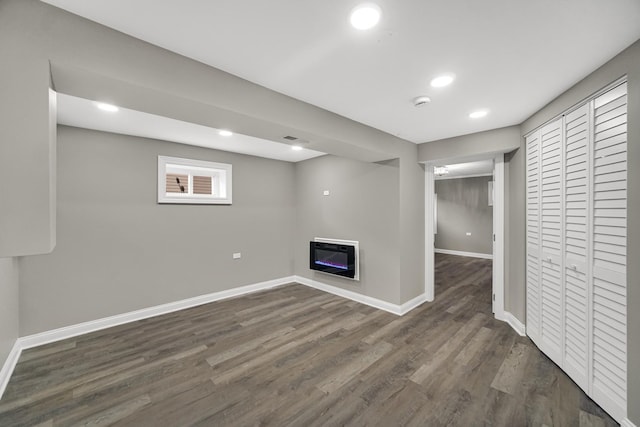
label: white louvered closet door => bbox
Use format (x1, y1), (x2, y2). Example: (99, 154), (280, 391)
(526, 80), (628, 423)
(590, 82), (627, 422)
(563, 104), (590, 391)
(539, 118), (564, 365)
(526, 131), (542, 344)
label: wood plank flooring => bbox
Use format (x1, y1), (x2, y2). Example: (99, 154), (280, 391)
(0, 254), (617, 426)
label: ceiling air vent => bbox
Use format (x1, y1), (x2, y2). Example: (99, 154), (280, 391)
(283, 135), (298, 141)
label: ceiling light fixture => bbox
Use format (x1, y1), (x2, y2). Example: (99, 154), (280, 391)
(291, 145), (303, 151)
(430, 74), (455, 88)
(434, 166), (449, 176)
(219, 130), (233, 137)
(350, 3), (381, 30)
(413, 96), (431, 108)
(94, 102), (119, 112)
(469, 110), (489, 119)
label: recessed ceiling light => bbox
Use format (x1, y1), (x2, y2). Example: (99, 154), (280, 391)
(291, 145), (303, 151)
(469, 110), (489, 119)
(350, 3), (381, 30)
(430, 74), (455, 88)
(219, 130), (233, 137)
(94, 102), (119, 112)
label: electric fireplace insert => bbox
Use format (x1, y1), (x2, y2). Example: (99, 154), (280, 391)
(309, 240), (357, 279)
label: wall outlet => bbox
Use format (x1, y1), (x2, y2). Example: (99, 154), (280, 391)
(323, 190), (330, 196)
(233, 252), (241, 259)
(466, 232), (472, 236)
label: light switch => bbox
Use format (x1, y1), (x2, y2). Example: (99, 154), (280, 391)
(233, 252), (241, 259)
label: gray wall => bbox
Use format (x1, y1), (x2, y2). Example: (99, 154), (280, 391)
(0, 0), (424, 329)
(0, 0), (423, 257)
(520, 38), (640, 425)
(418, 126), (520, 163)
(294, 155), (401, 304)
(18, 126), (295, 335)
(435, 176), (493, 255)
(0, 258), (19, 367)
(0, 3), (56, 257)
(398, 148), (426, 302)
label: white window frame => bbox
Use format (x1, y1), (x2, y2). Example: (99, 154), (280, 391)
(158, 155), (232, 204)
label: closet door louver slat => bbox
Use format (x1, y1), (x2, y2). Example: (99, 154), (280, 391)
(562, 104), (590, 391)
(590, 83), (627, 422)
(526, 132), (542, 343)
(539, 118), (564, 365)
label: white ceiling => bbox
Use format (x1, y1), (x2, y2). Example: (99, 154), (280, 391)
(42, 0), (640, 144)
(434, 159), (494, 180)
(57, 93), (326, 162)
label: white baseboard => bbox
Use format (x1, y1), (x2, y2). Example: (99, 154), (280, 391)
(0, 340), (22, 400)
(621, 418), (637, 427)
(1, 274), (424, 400)
(1, 274), (427, 400)
(0, 276), (295, 400)
(503, 311), (526, 336)
(294, 275), (427, 316)
(398, 293), (429, 315)
(3, 274), (522, 402)
(19, 276), (295, 351)
(435, 248), (493, 260)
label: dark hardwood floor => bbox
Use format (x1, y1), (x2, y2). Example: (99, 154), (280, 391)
(0, 253), (617, 426)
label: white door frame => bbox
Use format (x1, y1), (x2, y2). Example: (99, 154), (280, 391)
(492, 154), (505, 319)
(424, 154), (505, 321)
(424, 165), (435, 302)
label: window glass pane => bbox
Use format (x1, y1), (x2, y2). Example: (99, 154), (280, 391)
(166, 173), (189, 193)
(193, 175), (212, 195)
(159, 156), (232, 204)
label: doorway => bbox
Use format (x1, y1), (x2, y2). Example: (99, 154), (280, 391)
(424, 154), (505, 320)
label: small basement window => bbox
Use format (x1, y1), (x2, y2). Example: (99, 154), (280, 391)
(158, 156), (232, 204)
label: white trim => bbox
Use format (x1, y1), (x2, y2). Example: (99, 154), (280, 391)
(492, 154), (505, 319)
(294, 275), (428, 316)
(434, 172), (493, 180)
(0, 274), (429, 397)
(488, 180), (494, 206)
(18, 276), (294, 351)
(586, 99), (595, 405)
(502, 311), (526, 336)
(621, 418), (638, 427)
(1, 271), (523, 401)
(0, 340), (22, 399)
(398, 293), (430, 315)
(434, 248), (493, 260)
(424, 165), (435, 301)
(0, 275), (295, 400)
(425, 155), (505, 325)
